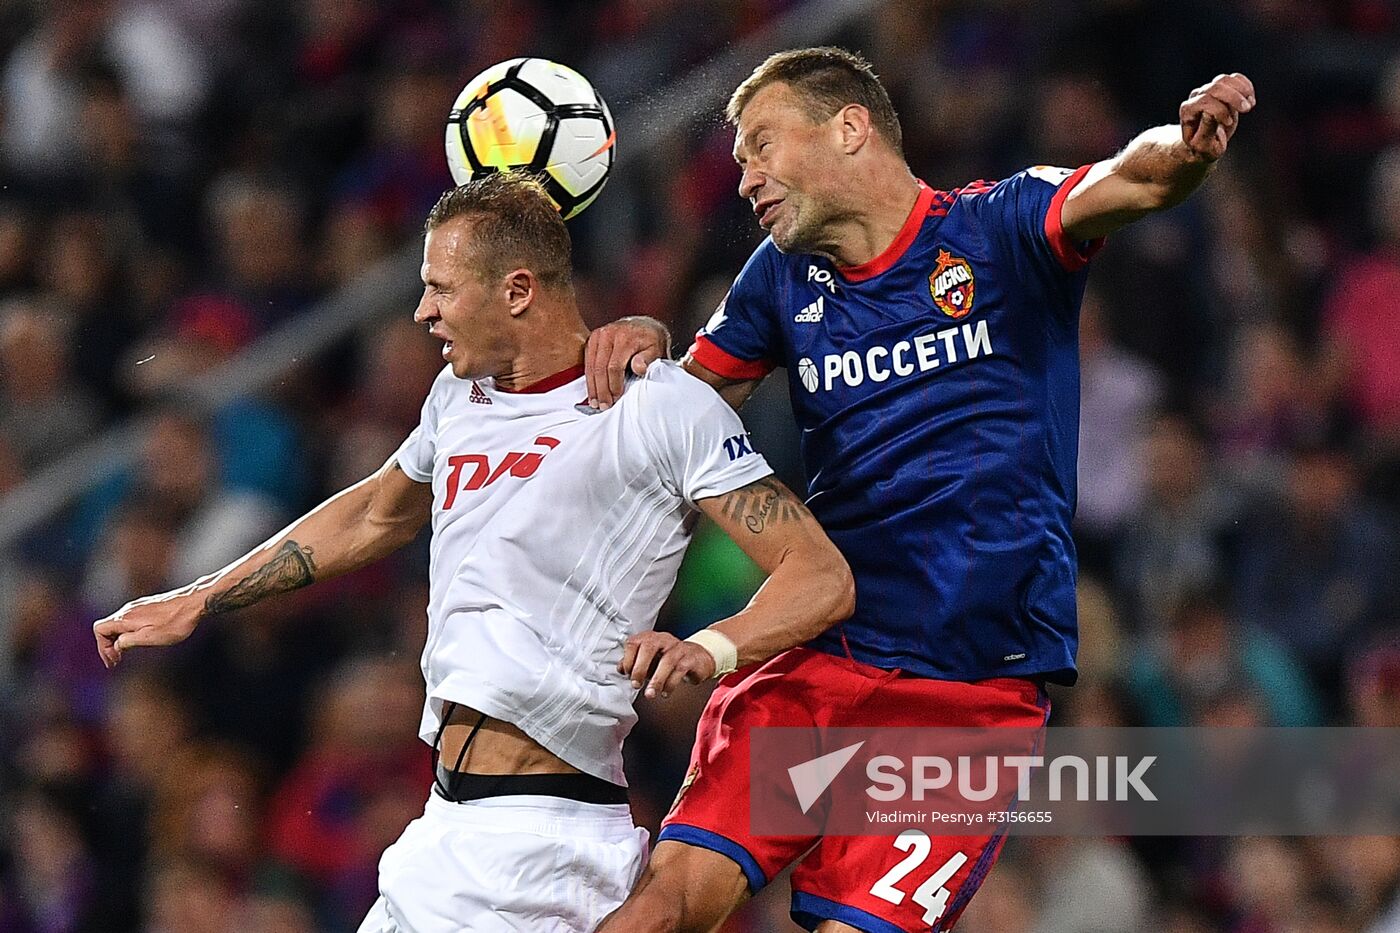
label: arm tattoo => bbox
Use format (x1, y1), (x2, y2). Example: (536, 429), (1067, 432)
(204, 540), (318, 615)
(719, 477), (808, 535)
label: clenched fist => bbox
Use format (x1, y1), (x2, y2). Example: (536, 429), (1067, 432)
(93, 592), (202, 669)
(618, 631), (717, 699)
(1180, 73), (1255, 162)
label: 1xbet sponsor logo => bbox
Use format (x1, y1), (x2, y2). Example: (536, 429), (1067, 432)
(722, 433), (755, 461)
(796, 320), (994, 393)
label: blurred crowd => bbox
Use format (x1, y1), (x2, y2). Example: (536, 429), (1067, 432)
(1, 0), (1399, 931)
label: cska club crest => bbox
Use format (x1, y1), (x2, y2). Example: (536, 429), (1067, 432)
(929, 249), (975, 319)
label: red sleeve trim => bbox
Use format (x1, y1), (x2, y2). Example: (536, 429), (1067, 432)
(1045, 164), (1107, 272)
(688, 334), (774, 380)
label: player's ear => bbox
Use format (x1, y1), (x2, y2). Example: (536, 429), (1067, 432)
(504, 269), (535, 316)
(836, 103), (873, 155)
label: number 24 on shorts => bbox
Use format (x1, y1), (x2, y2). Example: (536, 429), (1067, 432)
(869, 830), (967, 926)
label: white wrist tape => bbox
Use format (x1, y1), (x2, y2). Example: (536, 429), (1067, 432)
(684, 628), (739, 678)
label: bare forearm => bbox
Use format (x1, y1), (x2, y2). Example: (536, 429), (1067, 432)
(1062, 126), (1215, 240)
(715, 379), (760, 411)
(184, 468), (425, 617)
(200, 538), (319, 614)
(1062, 75), (1252, 242)
(94, 461), (429, 668)
(1114, 124), (1214, 208)
(623, 476), (853, 696)
(680, 353), (761, 411)
(704, 479), (854, 663)
(710, 552), (854, 666)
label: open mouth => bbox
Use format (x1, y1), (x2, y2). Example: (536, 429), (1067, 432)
(755, 199), (783, 228)
(429, 325), (453, 358)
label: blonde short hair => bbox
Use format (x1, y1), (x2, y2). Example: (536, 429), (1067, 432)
(426, 174), (573, 289)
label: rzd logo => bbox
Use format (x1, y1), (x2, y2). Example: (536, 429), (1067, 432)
(929, 249), (975, 320)
(442, 436), (559, 509)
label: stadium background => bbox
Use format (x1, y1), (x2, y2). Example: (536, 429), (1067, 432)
(1, 0), (1398, 930)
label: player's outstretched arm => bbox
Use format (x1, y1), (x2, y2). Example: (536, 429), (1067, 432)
(1061, 73), (1256, 241)
(620, 476), (855, 698)
(93, 457), (433, 669)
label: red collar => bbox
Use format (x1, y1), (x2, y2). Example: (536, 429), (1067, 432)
(836, 181), (935, 283)
(495, 363), (585, 394)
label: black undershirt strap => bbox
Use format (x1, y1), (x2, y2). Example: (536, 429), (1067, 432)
(429, 702), (627, 805)
(433, 765), (629, 805)
(447, 712), (489, 801)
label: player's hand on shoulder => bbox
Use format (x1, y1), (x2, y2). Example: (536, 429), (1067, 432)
(93, 591), (202, 670)
(585, 316), (671, 410)
(1180, 73), (1255, 162)
(619, 631), (716, 699)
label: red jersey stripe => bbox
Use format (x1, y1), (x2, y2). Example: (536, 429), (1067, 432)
(688, 335), (774, 380)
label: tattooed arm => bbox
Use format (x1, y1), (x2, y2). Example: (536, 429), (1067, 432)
(621, 475), (855, 697)
(700, 474), (854, 659)
(94, 456), (433, 668)
(200, 539), (319, 615)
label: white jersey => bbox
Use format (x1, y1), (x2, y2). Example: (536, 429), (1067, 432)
(394, 360), (771, 784)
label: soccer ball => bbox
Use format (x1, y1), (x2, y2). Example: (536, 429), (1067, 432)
(445, 58), (616, 220)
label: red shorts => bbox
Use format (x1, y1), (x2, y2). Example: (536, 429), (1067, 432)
(659, 647), (1050, 933)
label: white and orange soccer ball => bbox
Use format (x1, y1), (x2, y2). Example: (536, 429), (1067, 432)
(445, 58), (616, 219)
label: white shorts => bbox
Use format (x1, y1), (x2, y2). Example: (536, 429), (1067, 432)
(357, 791), (648, 933)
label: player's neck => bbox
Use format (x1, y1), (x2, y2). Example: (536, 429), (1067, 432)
(494, 310), (588, 392)
(827, 172), (922, 269)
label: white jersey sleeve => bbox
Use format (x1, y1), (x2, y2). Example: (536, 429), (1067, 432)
(394, 366), (451, 483)
(628, 360), (773, 505)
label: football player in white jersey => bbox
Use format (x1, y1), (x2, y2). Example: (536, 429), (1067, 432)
(92, 173), (855, 933)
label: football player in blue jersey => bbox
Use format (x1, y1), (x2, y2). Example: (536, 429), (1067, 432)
(591, 47), (1254, 933)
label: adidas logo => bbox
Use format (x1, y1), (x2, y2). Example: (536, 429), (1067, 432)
(469, 382), (492, 405)
(794, 295), (825, 324)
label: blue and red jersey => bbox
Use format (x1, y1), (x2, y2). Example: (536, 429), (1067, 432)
(690, 166), (1103, 685)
